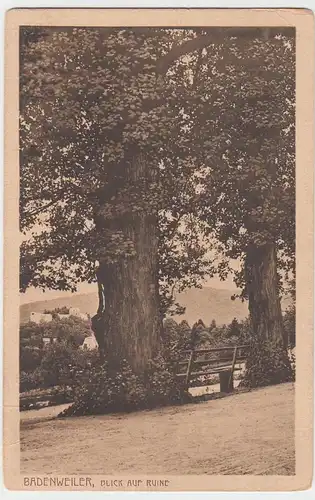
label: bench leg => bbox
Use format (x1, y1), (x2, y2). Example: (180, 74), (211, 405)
(219, 371), (234, 393)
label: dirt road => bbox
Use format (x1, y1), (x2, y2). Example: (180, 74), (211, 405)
(20, 383), (294, 475)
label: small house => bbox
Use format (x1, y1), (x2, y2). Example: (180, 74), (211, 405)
(43, 336), (58, 346)
(30, 312), (53, 324)
(80, 334), (98, 351)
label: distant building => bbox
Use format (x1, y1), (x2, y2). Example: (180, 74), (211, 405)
(43, 336), (58, 346)
(57, 314), (69, 320)
(68, 307), (89, 321)
(80, 334), (98, 351)
(30, 307), (89, 324)
(30, 312), (52, 324)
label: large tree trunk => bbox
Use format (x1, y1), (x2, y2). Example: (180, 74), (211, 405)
(245, 242), (287, 348)
(92, 153), (162, 374)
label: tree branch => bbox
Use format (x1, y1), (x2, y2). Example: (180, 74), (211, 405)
(191, 49), (203, 90)
(156, 27), (293, 74)
(23, 196), (65, 218)
(22, 182), (93, 219)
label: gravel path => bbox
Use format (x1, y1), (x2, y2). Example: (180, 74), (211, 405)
(21, 403), (71, 422)
(20, 382), (294, 476)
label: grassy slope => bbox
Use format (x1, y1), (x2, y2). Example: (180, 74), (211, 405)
(20, 382), (294, 475)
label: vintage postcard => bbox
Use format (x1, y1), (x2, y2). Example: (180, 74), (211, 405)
(3, 7), (314, 492)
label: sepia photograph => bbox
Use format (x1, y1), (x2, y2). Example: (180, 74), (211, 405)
(3, 8), (314, 492)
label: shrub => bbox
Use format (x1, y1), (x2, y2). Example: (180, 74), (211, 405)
(20, 346), (43, 372)
(37, 342), (76, 388)
(59, 356), (192, 417)
(283, 305), (296, 348)
(32, 343), (98, 389)
(227, 318), (241, 338)
(240, 339), (294, 389)
(288, 347), (296, 380)
(144, 355), (191, 407)
(162, 319), (191, 360)
(20, 370), (43, 392)
(20, 316), (91, 350)
(20, 321), (42, 341)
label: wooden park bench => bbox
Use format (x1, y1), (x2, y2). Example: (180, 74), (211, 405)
(175, 344), (250, 393)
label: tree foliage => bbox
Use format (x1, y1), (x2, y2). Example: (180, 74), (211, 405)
(20, 316), (91, 348)
(20, 28), (219, 312)
(20, 27), (295, 392)
(283, 304), (296, 348)
(44, 306), (70, 315)
(20, 27), (294, 311)
(187, 32), (295, 297)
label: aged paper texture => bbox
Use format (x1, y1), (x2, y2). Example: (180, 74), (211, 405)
(3, 7), (314, 492)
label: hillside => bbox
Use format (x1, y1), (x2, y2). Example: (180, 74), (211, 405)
(20, 286), (291, 326)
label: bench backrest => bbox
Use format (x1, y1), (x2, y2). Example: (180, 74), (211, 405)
(175, 344), (250, 388)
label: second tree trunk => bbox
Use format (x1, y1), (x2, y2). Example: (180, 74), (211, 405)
(245, 242), (287, 348)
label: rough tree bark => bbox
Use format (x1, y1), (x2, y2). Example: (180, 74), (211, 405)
(92, 153), (162, 373)
(245, 242), (287, 348)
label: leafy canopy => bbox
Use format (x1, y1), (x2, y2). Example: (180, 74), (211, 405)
(20, 27), (295, 303)
(187, 32), (295, 296)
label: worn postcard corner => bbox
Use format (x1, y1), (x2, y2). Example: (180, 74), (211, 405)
(3, 7), (314, 493)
